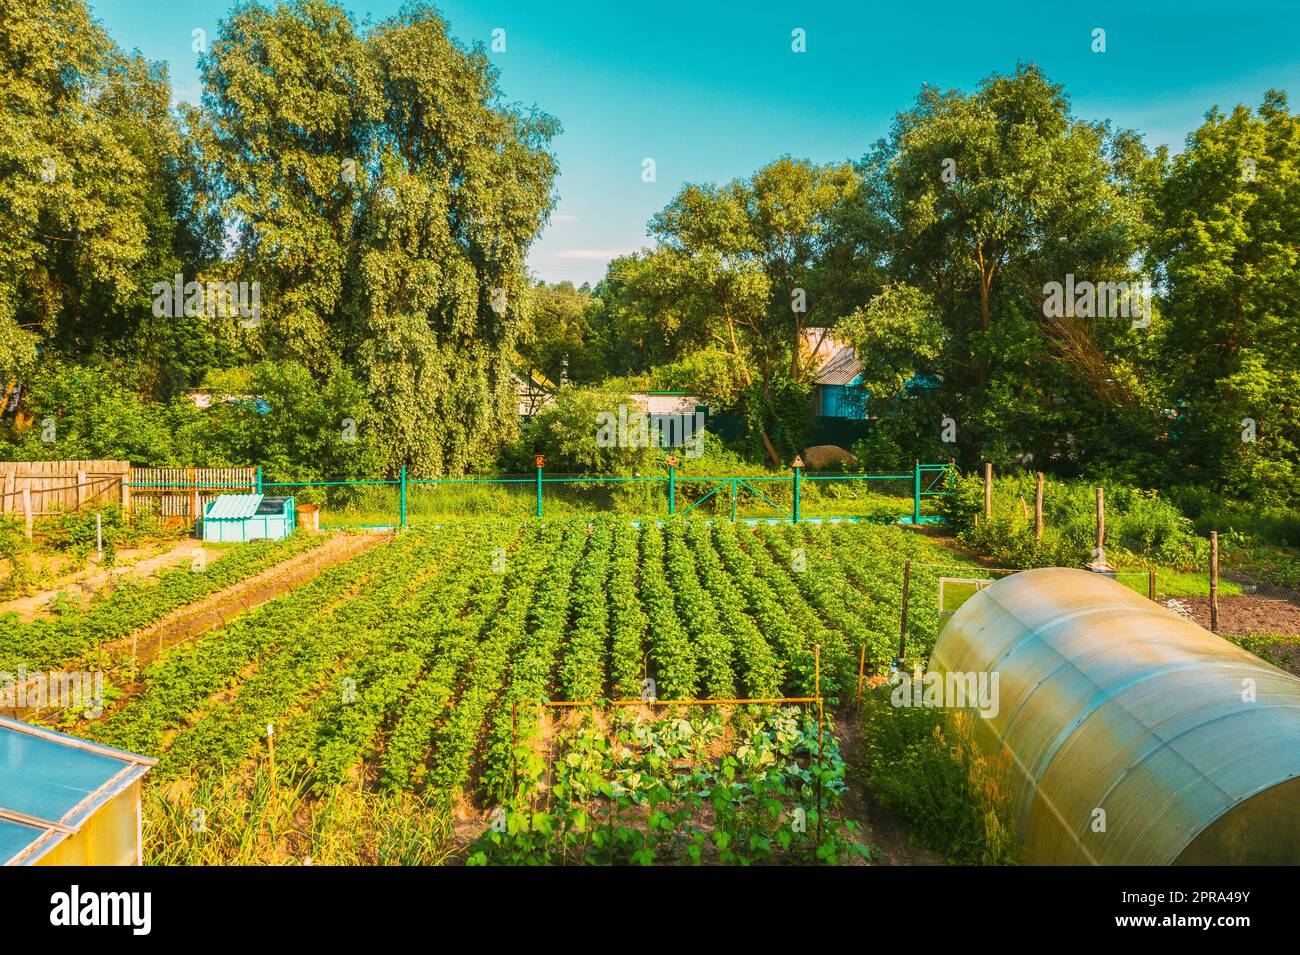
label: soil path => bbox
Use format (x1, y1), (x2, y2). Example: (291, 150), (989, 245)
(0, 539), (225, 622)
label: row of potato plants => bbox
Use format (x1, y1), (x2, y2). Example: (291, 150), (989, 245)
(85, 530), (442, 759)
(607, 520), (649, 699)
(274, 524), (528, 789)
(382, 523), (564, 793)
(639, 522), (698, 698)
(683, 521), (783, 698)
(155, 529), (469, 777)
(662, 522), (736, 698)
(0, 532), (325, 672)
(558, 519), (613, 701)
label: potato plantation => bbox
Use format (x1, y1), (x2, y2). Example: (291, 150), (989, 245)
(3, 518), (968, 864)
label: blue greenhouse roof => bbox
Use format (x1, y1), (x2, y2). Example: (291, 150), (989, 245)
(0, 716), (155, 865)
(205, 493), (264, 520)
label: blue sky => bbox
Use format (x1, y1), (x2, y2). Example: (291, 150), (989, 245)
(92, 0), (1300, 286)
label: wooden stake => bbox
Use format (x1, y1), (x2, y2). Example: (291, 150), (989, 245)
(898, 559), (911, 666)
(983, 463), (993, 521)
(1095, 486), (1106, 565)
(856, 644), (866, 715)
(1210, 532), (1219, 634)
(1148, 569), (1156, 601)
(1034, 472), (1044, 541)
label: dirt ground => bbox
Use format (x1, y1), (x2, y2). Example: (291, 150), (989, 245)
(0, 538), (222, 621)
(1163, 594), (1300, 639)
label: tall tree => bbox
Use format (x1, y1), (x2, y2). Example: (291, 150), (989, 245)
(198, 0), (559, 474)
(1153, 91), (1300, 502)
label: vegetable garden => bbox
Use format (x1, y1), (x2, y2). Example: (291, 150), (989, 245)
(12, 517), (971, 865)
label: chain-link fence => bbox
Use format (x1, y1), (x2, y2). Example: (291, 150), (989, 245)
(122, 463), (953, 530)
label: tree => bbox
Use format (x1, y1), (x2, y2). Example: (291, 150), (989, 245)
(0, 0), (205, 398)
(196, 0), (559, 475)
(859, 64), (1156, 471)
(605, 157), (866, 465)
(1152, 91), (1300, 502)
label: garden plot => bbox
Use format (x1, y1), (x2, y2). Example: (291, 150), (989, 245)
(23, 517), (965, 865)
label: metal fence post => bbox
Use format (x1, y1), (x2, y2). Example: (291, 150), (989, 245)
(912, 459), (921, 525)
(535, 457), (544, 519)
(792, 457), (802, 523)
(255, 466), (263, 494)
(667, 459), (676, 516)
(730, 479), (737, 523)
(399, 466), (407, 528)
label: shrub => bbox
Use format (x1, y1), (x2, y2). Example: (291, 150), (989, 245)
(861, 686), (1018, 865)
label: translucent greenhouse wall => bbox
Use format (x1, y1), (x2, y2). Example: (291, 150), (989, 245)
(34, 783), (142, 866)
(931, 567), (1300, 865)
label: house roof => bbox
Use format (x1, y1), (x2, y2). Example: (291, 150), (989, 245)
(0, 716), (155, 865)
(813, 344), (864, 386)
(205, 493), (264, 520)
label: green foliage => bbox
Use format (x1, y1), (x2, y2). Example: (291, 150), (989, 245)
(943, 471), (1210, 569)
(861, 687), (1019, 865)
(470, 709), (871, 866)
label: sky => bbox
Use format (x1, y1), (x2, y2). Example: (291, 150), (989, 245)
(91, 0), (1300, 286)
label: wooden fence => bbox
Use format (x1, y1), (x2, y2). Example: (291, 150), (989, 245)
(128, 467), (258, 521)
(0, 461), (130, 529)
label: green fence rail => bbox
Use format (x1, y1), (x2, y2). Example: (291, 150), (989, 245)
(126, 461), (953, 530)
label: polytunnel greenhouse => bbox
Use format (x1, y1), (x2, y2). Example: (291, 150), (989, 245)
(932, 567), (1300, 865)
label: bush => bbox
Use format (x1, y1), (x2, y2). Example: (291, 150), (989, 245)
(941, 471), (1209, 569)
(861, 686), (1018, 865)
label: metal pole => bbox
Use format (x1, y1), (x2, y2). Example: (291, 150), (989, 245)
(730, 479), (737, 523)
(400, 466), (407, 528)
(1210, 531), (1219, 633)
(912, 459), (921, 525)
(668, 463), (675, 516)
(793, 465), (801, 523)
(255, 466), (263, 494)
(535, 464), (543, 519)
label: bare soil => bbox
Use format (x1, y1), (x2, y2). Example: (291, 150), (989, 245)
(1165, 594), (1300, 639)
(0, 538), (217, 621)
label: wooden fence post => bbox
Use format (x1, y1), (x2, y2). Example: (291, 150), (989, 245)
(120, 466), (131, 517)
(1210, 531), (1219, 634)
(897, 559), (912, 666)
(21, 486), (32, 540)
(1034, 471), (1044, 541)
(77, 470), (87, 508)
(983, 463), (993, 521)
(1096, 486), (1105, 561)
